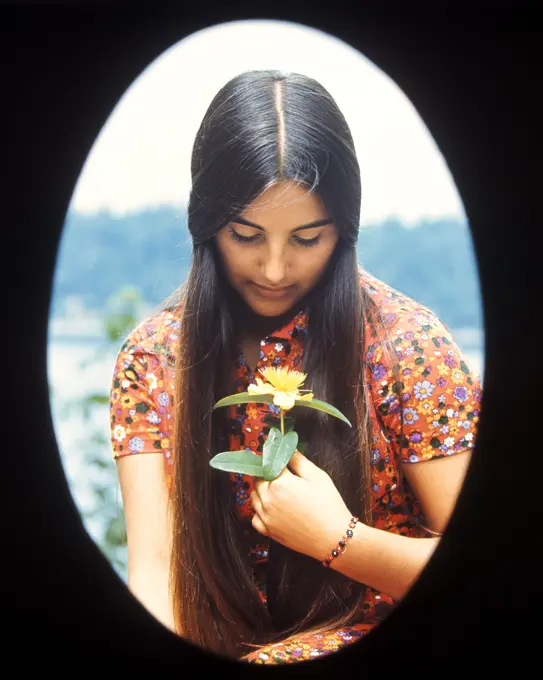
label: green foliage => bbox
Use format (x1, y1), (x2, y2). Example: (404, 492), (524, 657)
(262, 428), (298, 481)
(356, 217), (482, 328)
(56, 287), (145, 580)
(209, 450), (264, 476)
(209, 427), (299, 481)
(214, 392), (275, 409)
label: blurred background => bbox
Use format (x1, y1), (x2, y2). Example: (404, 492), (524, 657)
(47, 20), (484, 582)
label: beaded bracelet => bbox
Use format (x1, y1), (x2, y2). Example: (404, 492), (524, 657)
(322, 517), (359, 568)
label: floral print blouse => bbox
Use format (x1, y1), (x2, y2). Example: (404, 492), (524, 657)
(109, 269), (482, 664)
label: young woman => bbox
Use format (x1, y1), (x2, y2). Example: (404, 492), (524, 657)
(109, 70), (481, 664)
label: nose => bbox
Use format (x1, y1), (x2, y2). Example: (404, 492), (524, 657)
(262, 242), (288, 285)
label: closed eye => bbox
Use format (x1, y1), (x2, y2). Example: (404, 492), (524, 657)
(293, 234), (321, 248)
(228, 228), (322, 248)
(228, 228), (259, 244)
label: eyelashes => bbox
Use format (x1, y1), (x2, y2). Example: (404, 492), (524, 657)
(228, 228), (321, 248)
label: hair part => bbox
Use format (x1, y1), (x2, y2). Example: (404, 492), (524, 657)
(166, 70), (403, 658)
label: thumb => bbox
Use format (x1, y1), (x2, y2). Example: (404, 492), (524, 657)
(287, 449), (321, 479)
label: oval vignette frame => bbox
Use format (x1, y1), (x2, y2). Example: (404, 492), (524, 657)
(12, 4), (526, 671)
(51, 15), (485, 663)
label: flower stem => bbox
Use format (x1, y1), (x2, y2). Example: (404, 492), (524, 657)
(280, 409), (284, 436)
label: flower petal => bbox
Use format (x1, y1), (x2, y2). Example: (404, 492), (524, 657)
(248, 382), (275, 395)
(260, 367), (307, 392)
(297, 393), (314, 401)
(273, 390), (297, 410)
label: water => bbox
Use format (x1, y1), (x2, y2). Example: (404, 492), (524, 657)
(47, 338), (121, 551)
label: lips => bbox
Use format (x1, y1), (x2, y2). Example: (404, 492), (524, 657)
(252, 283), (294, 297)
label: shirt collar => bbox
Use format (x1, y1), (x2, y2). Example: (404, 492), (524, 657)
(264, 307), (309, 341)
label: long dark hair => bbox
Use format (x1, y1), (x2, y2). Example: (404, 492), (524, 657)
(167, 70), (393, 658)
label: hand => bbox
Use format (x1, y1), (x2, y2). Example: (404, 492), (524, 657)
(250, 450), (354, 562)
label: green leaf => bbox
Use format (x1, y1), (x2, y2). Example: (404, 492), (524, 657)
(293, 399), (351, 427)
(90, 432), (108, 446)
(209, 450), (264, 477)
(262, 427), (282, 478)
(89, 456), (109, 470)
(264, 430), (298, 481)
(105, 313), (139, 344)
(213, 392), (275, 409)
(135, 402), (150, 414)
(84, 394), (109, 406)
(105, 516), (127, 547)
(93, 486), (107, 502)
(297, 441), (308, 455)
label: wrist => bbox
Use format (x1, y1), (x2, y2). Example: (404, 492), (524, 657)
(318, 509), (359, 566)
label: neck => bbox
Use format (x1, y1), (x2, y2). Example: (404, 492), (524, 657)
(229, 291), (301, 341)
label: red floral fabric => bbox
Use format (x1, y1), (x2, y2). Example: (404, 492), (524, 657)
(109, 270), (482, 663)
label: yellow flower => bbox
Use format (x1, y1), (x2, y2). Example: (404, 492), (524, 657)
(247, 366), (314, 411)
(451, 369), (464, 385)
(437, 363), (450, 377)
(417, 400), (432, 415)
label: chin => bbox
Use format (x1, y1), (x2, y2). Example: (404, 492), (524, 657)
(244, 291), (302, 318)
(248, 300), (294, 317)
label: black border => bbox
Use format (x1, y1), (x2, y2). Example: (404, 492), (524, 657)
(5, 2), (542, 671)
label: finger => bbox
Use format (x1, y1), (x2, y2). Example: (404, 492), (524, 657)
(274, 464), (294, 482)
(251, 511), (269, 536)
(254, 477), (269, 496)
(250, 489), (265, 515)
(253, 478), (270, 505)
(287, 449), (322, 479)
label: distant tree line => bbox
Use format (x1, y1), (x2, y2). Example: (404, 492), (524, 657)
(53, 207), (483, 330)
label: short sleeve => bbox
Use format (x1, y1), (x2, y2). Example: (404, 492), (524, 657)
(368, 307), (483, 464)
(109, 343), (173, 461)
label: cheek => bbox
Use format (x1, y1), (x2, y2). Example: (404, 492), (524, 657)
(216, 239), (256, 284)
(299, 244), (337, 283)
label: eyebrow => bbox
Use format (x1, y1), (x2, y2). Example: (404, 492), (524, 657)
(232, 216), (334, 233)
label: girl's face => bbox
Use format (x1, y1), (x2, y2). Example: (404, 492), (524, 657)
(215, 182), (339, 318)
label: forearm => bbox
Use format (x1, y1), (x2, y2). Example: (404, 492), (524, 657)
(327, 520), (440, 601)
(128, 565), (177, 634)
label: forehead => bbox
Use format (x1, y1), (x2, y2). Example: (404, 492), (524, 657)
(241, 181), (330, 227)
